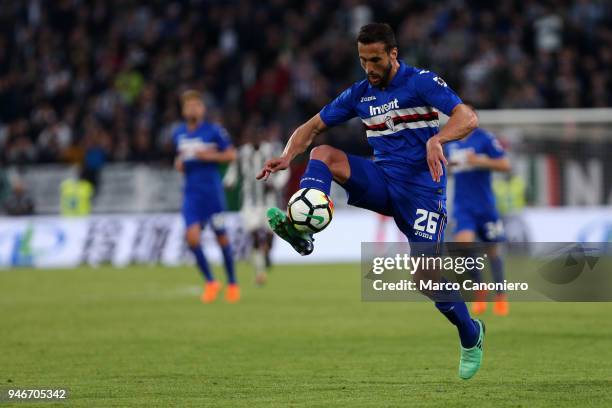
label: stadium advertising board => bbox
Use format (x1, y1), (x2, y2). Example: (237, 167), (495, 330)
(0, 208), (610, 268)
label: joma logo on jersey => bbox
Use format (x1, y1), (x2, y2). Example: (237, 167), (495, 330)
(369, 98), (399, 116)
(360, 95), (376, 102)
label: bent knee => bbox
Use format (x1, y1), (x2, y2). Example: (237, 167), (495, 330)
(309, 145), (350, 182)
(186, 235), (200, 248)
(216, 234), (230, 247)
(185, 229), (201, 248)
(310, 145), (338, 164)
(454, 230), (476, 243)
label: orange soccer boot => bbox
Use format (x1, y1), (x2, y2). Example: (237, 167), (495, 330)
(201, 281), (222, 303)
(225, 283), (241, 303)
(493, 293), (510, 316)
(471, 290), (488, 315)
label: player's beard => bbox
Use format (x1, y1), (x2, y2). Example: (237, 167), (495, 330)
(368, 62), (393, 88)
(379, 62), (393, 87)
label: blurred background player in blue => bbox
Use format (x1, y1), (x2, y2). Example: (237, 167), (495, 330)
(447, 107), (512, 316)
(173, 90), (239, 303)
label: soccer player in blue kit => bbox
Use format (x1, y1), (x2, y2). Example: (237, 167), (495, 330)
(257, 23), (485, 379)
(174, 90), (239, 303)
(447, 115), (511, 316)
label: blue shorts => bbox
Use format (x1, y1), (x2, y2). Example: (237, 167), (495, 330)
(182, 192), (227, 234)
(454, 208), (505, 242)
(341, 154), (447, 244)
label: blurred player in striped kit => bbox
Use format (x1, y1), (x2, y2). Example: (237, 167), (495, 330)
(225, 124), (288, 285)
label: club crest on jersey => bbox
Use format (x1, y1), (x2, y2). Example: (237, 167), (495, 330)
(384, 115), (395, 131)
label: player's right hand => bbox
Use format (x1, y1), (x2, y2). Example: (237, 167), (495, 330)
(256, 156), (291, 180)
(426, 135), (448, 183)
(174, 157), (184, 172)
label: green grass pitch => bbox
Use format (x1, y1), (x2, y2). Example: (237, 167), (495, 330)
(1, 263), (611, 407)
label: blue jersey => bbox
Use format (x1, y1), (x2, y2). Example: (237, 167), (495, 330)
(172, 121), (232, 196)
(446, 128), (505, 214)
(319, 61), (462, 197)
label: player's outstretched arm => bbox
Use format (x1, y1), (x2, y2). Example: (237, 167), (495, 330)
(195, 146), (237, 163)
(426, 104), (478, 182)
(467, 153), (511, 172)
(256, 114), (327, 180)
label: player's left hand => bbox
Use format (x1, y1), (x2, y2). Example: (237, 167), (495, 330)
(426, 135), (447, 183)
(256, 156), (291, 181)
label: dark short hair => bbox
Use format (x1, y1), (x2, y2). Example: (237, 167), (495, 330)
(356, 23), (397, 52)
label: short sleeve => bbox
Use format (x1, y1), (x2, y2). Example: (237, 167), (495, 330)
(319, 86), (357, 127)
(483, 131), (505, 159)
(413, 70), (462, 116)
(212, 125), (232, 151)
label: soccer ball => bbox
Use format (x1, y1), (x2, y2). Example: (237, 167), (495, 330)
(287, 188), (334, 233)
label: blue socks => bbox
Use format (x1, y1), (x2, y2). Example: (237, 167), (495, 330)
(303, 157), (481, 348)
(424, 277), (479, 348)
(436, 301), (479, 348)
(490, 255), (504, 293)
(189, 243), (236, 284)
(300, 159), (332, 195)
(189, 245), (214, 282)
(469, 268), (483, 284)
(221, 244), (236, 284)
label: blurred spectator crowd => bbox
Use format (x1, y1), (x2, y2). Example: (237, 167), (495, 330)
(0, 0), (611, 169)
